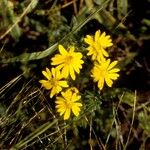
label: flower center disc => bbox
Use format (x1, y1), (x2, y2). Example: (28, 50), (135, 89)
(66, 55), (73, 64)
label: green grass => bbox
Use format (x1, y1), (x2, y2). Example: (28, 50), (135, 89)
(0, 0), (150, 149)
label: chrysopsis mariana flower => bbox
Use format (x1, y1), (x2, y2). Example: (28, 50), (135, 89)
(51, 45), (84, 80)
(84, 30), (113, 61)
(39, 68), (68, 98)
(91, 59), (120, 90)
(55, 88), (82, 120)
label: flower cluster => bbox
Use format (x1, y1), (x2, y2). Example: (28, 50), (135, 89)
(39, 45), (83, 120)
(39, 30), (120, 120)
(84, 30), (120, 90)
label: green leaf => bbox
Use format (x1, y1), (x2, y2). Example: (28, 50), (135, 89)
(121, 91), (135, 107)
(1, 0), (22, 41)
(2, 0), (111, 63)
(13, 119), (57, 149)
(138, 107), (150, 134)
(2, 43), (58, 63)
(117, 0), (128, 19)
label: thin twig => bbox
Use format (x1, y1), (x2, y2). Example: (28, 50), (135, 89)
(123, 90), (137, 150)
(104, 92), (125, 148)
(85, 116), (104, 150)
(89, 117), (93, 150)
(0, 0), (38, 40)
(61, 0), (78, 9)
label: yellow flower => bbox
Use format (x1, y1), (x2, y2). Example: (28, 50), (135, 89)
(55, 88), (82, 120)
(51, 45), (84, 80)
(39, 68), (68, 98)
(91, 59), (120, 90)
(84, 30), (113, 61)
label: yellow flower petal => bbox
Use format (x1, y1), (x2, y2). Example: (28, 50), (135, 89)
(108, 61), (118, 70)
(51, 68), (56, 78)
(72, 64), (80, 73)
(101, 48), (109, 57)
(70, 46), (75, 53)
(42, 69), (51, 80)
(84, 35), (93, 45)
(51, 55), (65, 65)
(109, 68), (120, 73)
(59, 45), (68, 55)
(62, 66), (69, 78)
(107, 73), (119, 80)
(95, 30), (100, 41)
(50, 87), (57, 98)
(69, 65), (75, 80)
(64, 108), (71, 120)
(58, 81), (69, 87)
(72, 105), (80, 116)
(74, 102), (82, 107)
(71, 93), (81, 102)
(98, 78), (104, 90)
(39, 80), (52, 89)
(57, 107), (66, 115)
(105, 78), (113, 87)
